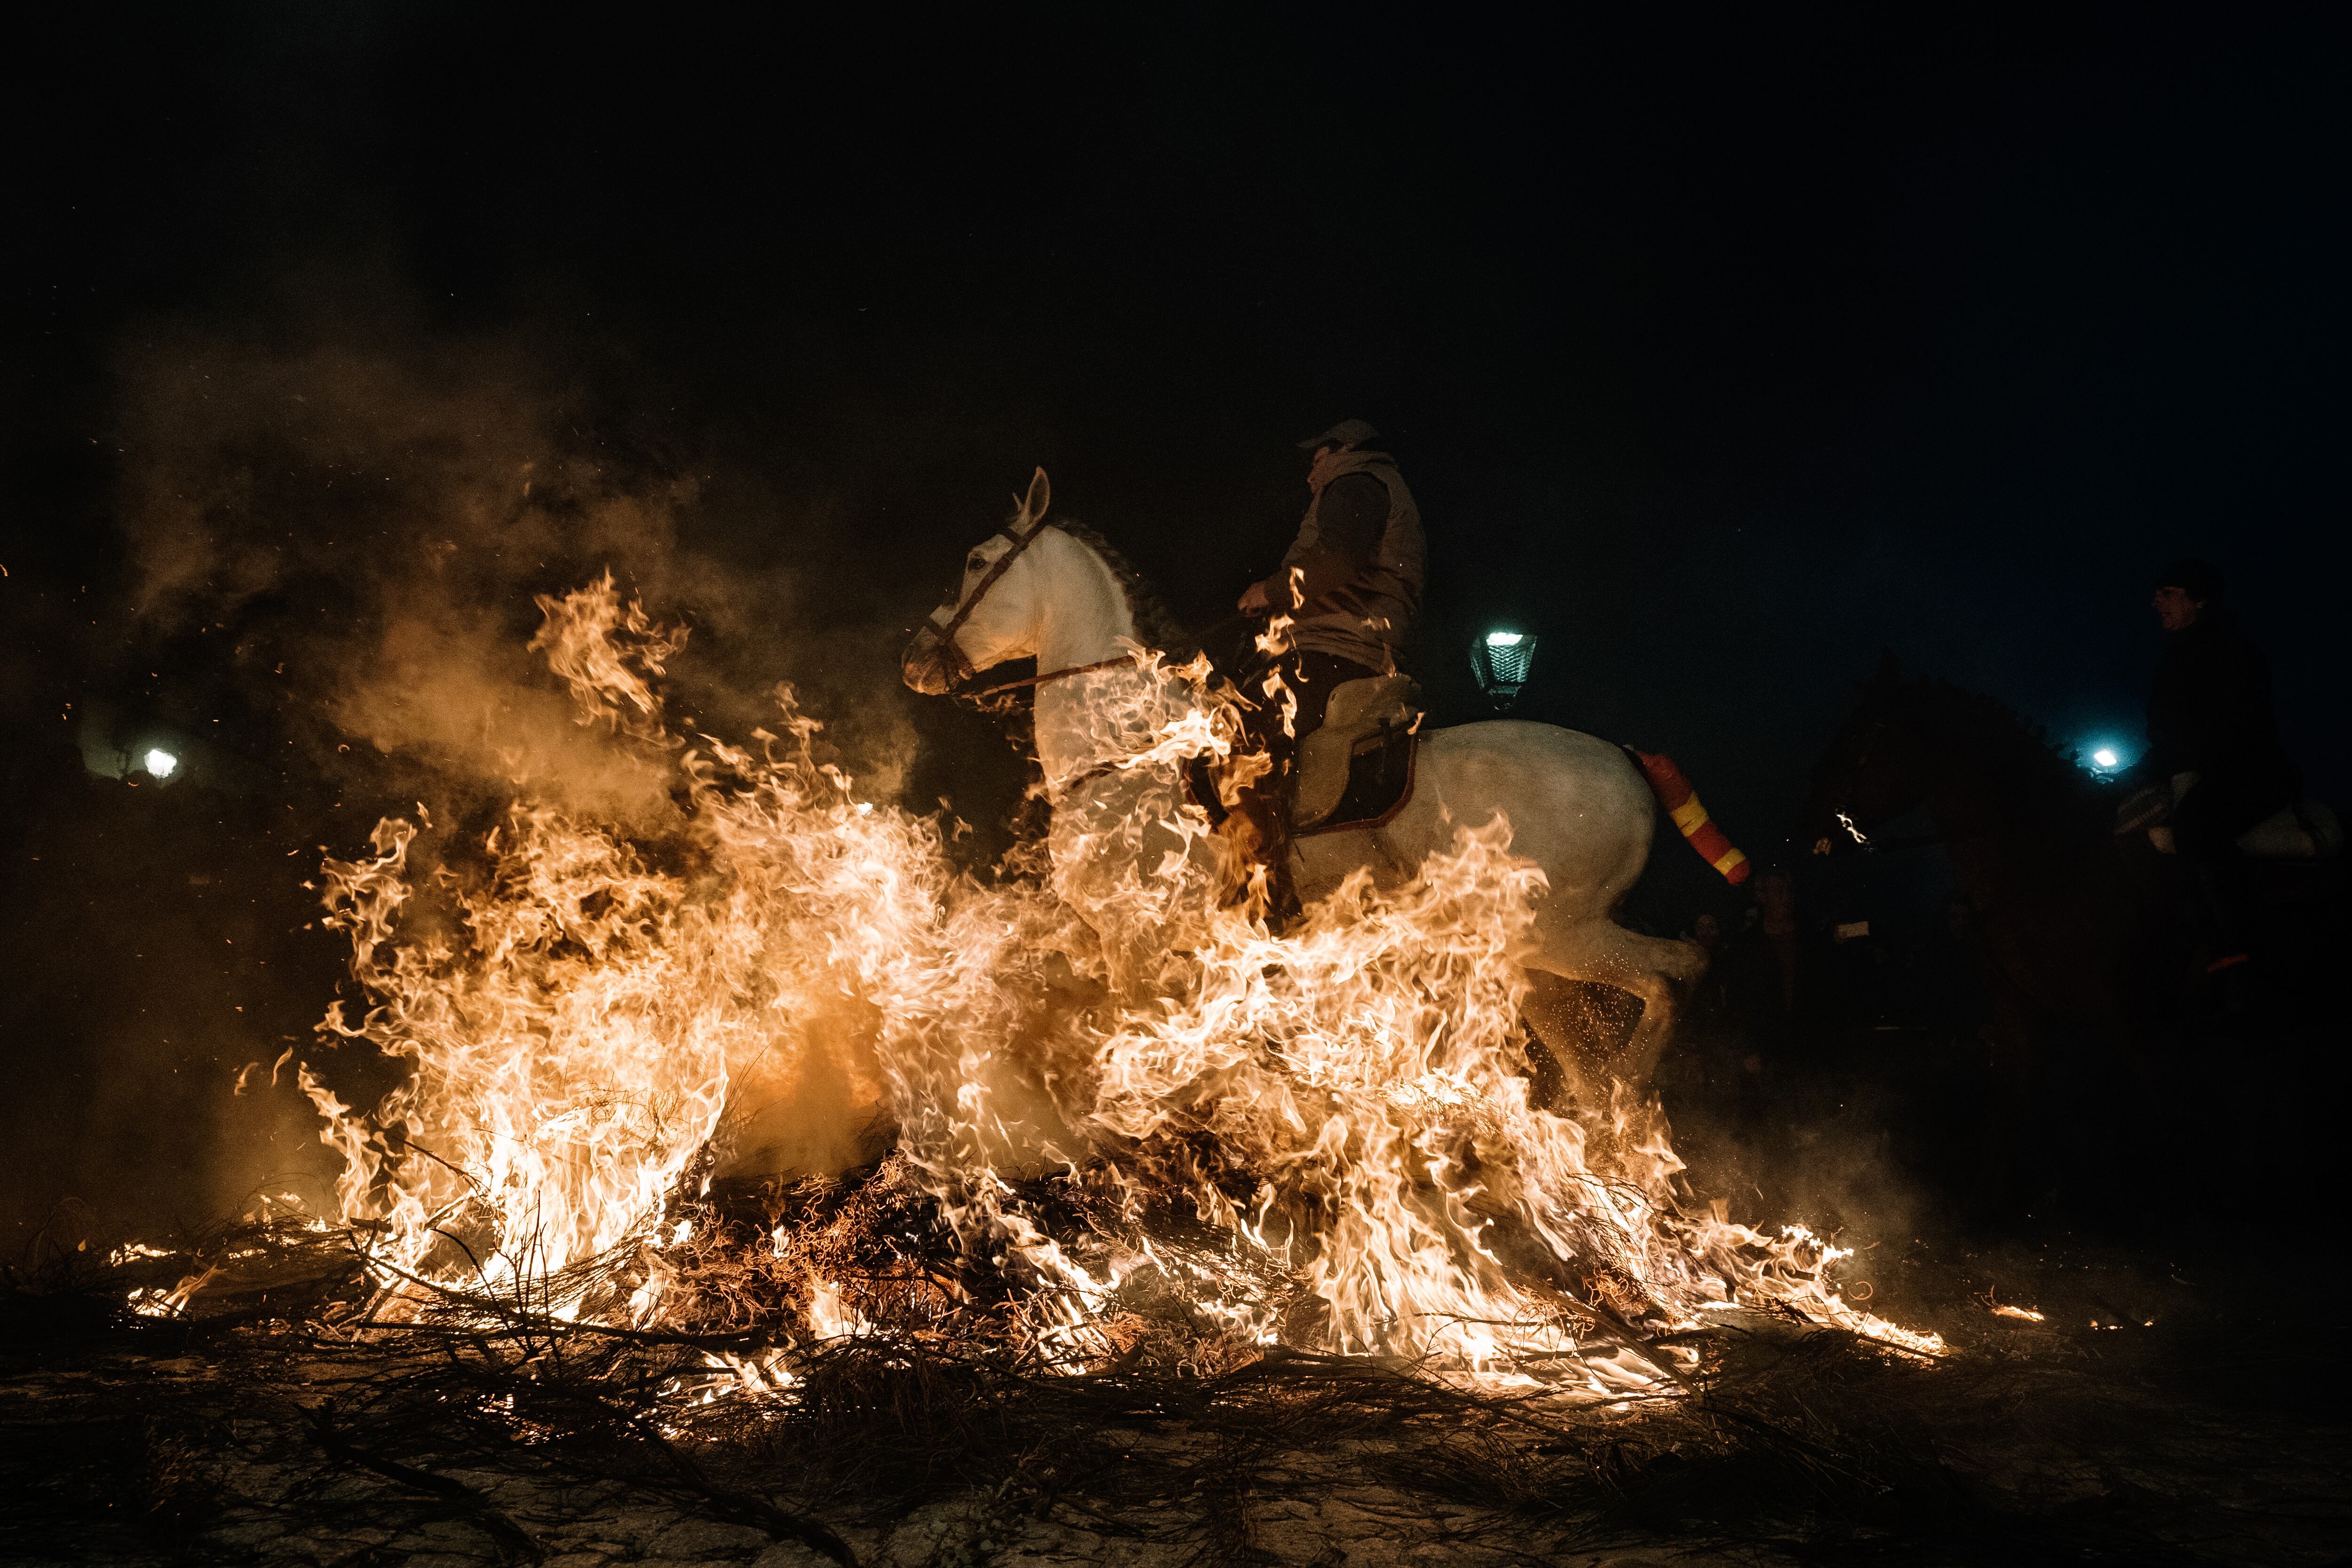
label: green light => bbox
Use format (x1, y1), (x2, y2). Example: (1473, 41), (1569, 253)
(1484, 630), (1524, 648)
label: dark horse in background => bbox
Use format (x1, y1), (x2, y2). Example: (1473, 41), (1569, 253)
(1796, 652), (2344, 1218)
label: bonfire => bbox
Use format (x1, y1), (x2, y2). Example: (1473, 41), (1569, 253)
(137, 573), (1929, 1409)
(47, 581), (2340, 1568)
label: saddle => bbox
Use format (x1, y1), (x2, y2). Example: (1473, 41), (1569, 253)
(1293, 676), (1421, 834)
(2127, 772), (2347, 860)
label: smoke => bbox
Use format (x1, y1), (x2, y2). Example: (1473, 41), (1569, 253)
(0, 305), (950, 1247)
(110, 326), (918, 817)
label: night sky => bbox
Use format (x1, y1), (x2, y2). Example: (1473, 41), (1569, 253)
(1, 7), (2344, 1233)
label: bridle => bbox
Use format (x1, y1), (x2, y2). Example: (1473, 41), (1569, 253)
(1816, 715), (1989, 856)
(917, 517), (1145, 705)
(1821, 719), (1895, 851)
(915, 516), (1240, 824)
(921, 513), (1049, 687)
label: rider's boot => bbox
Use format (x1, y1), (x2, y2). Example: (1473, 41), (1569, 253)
(1260, 809), (1303, 930)
(1230, 779), (1303, 930)
(2186, 854), (2257, 1019)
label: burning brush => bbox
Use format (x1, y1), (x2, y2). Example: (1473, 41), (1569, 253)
(272, 575), (1935, 1409)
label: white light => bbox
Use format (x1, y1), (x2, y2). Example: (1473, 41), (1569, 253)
(143, 748), (178, 778)
(2091, 748), (2118, 769)
(1485, 631), (1524, 647)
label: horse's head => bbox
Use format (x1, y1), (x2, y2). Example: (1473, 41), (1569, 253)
(1797, 648), (1931, 857)
(902, 468), (1054, 696)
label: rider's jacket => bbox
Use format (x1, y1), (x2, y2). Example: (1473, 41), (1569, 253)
(2145, 609), (2288, 780)
(1279, 448), (1424, 673)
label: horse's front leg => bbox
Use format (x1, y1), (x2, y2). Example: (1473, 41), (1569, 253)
(1047, 773), (1220, 1003)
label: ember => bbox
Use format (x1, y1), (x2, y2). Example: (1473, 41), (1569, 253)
(290, 575), (1937, 1401)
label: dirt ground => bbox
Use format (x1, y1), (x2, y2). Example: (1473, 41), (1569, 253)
(5, 1219), (2347, 1568)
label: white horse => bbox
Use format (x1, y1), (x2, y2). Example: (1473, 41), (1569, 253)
(902, 470), (1709, 1085)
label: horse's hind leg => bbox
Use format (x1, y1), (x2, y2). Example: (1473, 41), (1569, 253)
(1517, 972), (1631, 1113)
(1525, 917), (1708, 1092)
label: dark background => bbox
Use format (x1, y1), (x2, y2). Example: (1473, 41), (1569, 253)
(2, 5), (2343, 1242)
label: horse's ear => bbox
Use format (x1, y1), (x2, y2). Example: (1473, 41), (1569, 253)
(1871, 647), (1902, 689)
(1017, 467), (1050, 529)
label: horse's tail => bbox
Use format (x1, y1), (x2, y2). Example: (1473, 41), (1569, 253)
(1629, 749), (1752, 885)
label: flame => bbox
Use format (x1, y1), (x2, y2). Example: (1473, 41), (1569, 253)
(297, 575), (1939, 1386)
(128, 1266), (222, 1320)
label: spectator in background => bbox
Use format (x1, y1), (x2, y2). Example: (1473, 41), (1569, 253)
(1689, 910), (1723, 959)
(1756, 872), (1799, 1015)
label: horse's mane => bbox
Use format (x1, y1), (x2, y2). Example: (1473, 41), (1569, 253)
(1047, 519), (1201, 661)
(1896, 677), (2111, 827)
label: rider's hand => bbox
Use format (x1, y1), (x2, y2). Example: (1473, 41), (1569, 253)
(1238, 580), (1275, 615)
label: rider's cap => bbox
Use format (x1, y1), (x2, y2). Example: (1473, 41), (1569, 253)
(1297, 418), (1380, 451)
(2154, 557), (2226, 605)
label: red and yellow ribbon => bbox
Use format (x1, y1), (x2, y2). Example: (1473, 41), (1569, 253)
(1632, 750), (1751, 885)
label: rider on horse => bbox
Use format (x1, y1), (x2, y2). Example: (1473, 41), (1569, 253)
(2137, 557), (2301, 989)
(1233, 418), (1425, 914)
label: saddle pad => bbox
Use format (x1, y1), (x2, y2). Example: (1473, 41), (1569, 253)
(2237, 799), (2345, 860)
(1294, 675), (1421, 827)
(2148, 799), (2345, 860)
(1297, 731), (1418, 837)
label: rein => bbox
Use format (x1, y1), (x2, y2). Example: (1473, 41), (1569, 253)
(961, 652), (1144, 705)
(931, 519), (1258, 707)
(1841, 821), (1967, 855)
(929, 517), (1160, 705)
(1047, 737), (1229, 828)
(923, 517), (1233, 823)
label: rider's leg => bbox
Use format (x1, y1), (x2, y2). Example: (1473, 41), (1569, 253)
(1284, 653), (1372, 734)
(2172, 760), (2296, 974)
(1228, 776), (1297, 922)
(1235, 652), (1376, 923)
(1230, 650), (1298, 918)
(1229, 656), (1300, 921)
